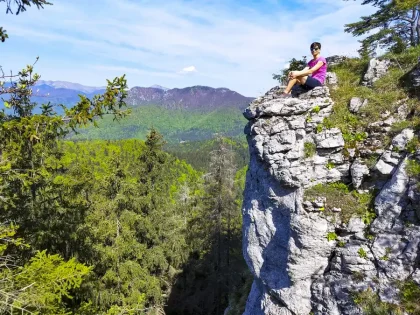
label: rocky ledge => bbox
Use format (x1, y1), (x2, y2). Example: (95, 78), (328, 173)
(241, 85), (420, 315)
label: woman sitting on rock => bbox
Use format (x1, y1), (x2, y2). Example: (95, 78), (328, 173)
(280, 42), (327, 97)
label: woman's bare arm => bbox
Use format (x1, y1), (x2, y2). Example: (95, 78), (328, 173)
(291, 61), (324, 78)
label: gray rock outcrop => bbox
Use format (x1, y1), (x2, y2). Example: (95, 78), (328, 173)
(326, 72), (338, 88)
(241, 86), (420, 314)
(350, 158), (369, 189)
(362, 58), (391, 86)
(349, 97), (368, 113)
(407, 60), (420, 88)
(326, 55), (347, 67)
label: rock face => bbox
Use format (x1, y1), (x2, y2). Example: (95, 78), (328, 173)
(241, 86), (420, 314)
(326, 55), (348, 67)
(326, 72), (338, 88)
(362, 58), (391, 86)
(349, 97), (368, 113)
(407, 60), (420, 88)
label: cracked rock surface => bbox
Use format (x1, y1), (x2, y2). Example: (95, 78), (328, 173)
(362, 58), (391, 86)
(241, 86), (420, 314)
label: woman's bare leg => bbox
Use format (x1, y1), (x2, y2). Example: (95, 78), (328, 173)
(284, 78), (298, 94)
(284, 76), (309, 93)
(297, 76), (309, 85)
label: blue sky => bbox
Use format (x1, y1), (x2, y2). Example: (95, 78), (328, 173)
(1, 0), (375, 97)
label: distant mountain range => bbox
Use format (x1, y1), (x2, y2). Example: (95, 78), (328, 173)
(35, 80), (106, 93)
(126, 85), (253, 110)
(2, 80), (255, 143)
(2, 80), (254, 112)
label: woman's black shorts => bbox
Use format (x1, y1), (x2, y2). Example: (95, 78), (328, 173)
(302, 76), (322, 90)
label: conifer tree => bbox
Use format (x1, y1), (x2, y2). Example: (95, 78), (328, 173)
(166, 137), (246, 315)
(345, 0), (420, 54)
(197, 137), (237, 314)
(73, 130), (193, 313)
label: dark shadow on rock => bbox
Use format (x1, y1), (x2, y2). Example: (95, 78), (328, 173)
(399, 63), (420, 99)
(241, 154), (295, 293)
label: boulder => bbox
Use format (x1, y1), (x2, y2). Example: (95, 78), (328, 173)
(326, 72), (338, 88)
(350, 159), (369, 189)
(314, 128), (345, 149)
(349, 97), (368, 113)
(362, 58), (391, 86)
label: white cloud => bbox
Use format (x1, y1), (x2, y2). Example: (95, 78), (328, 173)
(179, 66), (198, 74)
(1, 0), (377, 96)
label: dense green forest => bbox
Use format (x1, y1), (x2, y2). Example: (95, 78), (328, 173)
(164, 137), (249, 171)
(2, 0), (420, 314)
(70, 105), (247, 144)
(0, 2), (250, 314)
(0, 77), (250, 313)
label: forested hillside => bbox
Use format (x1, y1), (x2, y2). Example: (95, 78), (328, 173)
(0, 1), (250, 314)
(70, 105), (247, 144)
(0, 72), (249, 314)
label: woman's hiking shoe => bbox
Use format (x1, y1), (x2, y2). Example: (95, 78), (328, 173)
(279, 93), (293, 98)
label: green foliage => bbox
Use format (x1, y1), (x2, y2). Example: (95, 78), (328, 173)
(380, 247), (392, 261)
(325, 46), (420, 151)
(353, 288), (401, 314)
(70, 105), (247, 144)
(354, 281), (420, 315)
(59, 135), (205, 312)
(0, 65), (128, 256)
(338, 240), (346, 247)
(391, 120), (413, 134)
(316, 124), (323, 133)
(400, 281), (420, 314)
(0, 58), (155, 314)
(358, 247), (368, 259)
(345, 0), (419, 55)
(362, 211), (377, 225)
(365, 233), (375, 241)
(0, 3), (250, 315)
(326, 161), (335, 170)
(407, 158), (420, 175)
(0, 223), (28, 254)
(225, 272), (253, 315)
(352, 271), (365, 282)
(165, 137), (248, 171)
(167, 137), (247, 315)
(312, 105), (321, 113)
(273, 56), (307, 85)
(406, 136), (420, 154)
(326, 232), (338, 242)
(304, 142), (316, 158)
(395, 0), (419, 10)
(305, 183), (375, 223)
(406, 158), (420, 188)
(365, 155), (380, 169)
(0, 248), (90, 315)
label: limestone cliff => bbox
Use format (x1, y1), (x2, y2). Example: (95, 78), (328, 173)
(241, 61), (420, 314)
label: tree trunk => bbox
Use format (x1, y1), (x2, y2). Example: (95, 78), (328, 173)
(410, 9), (417, 46)
(416, 9), (420, 45)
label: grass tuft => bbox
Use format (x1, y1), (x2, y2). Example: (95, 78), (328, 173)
(304, 183), (375, 223)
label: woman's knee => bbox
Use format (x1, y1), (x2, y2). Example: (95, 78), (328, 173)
(297, 76), (308, 84)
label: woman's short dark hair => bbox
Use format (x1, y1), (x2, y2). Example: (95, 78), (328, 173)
(310, 42), (321, 50)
